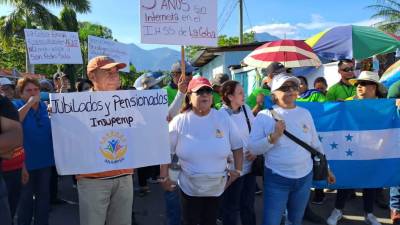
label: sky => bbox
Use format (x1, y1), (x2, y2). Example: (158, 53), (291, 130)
(0, 0), (380, 50)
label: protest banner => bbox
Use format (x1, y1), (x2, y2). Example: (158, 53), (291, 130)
(140, 0), (218, 46)
(50, 89), (170, 175)
(24, 29), (83, 65)
(296, 99), (400, 188)
(88, 36), (130, 72)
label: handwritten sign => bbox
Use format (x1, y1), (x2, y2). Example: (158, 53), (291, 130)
(140, 0), (218, 46)
(24, 29), (83, 65)
(50, 90), (170, 175)
(88, 36), (130, 73)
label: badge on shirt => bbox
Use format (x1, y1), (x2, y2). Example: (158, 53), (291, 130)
(216, 129), (224, 138)
(302, 124), (309, 133)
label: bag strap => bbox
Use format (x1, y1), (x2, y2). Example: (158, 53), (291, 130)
(268, 108), (321, 157)
(242, 105), (251, 132)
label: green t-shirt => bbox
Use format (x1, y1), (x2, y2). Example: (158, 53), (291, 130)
(164, 85), (178, 106)
(326, 82), (356, 101)
(388, 80), (400, 98)
(246, 87), (271, 109)
(297, 90), (327, 102)
(213, 92), (222, 109)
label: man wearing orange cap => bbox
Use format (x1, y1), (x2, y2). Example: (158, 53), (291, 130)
(77, 56), (133, 225)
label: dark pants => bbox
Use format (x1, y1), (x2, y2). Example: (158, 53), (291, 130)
(17, 167), (51, 225)
(221, 174), (256, 225)
(180, 189), (221, 225)
(3, 169), (22, 219)
(50, 166), (58, 202)
(137, 166), (159, 187)
(0, 176), (12, 225)
(335, 188), (377, 213)
(165, 189), (181, 225)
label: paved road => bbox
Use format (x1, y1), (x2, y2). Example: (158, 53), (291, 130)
(50, 176), (392, 225)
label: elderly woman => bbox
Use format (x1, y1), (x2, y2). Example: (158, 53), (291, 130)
(160, 77), (243, 225)
(327, 71), (386, 225)
(219, 80), (257, 225)
(248, 73), (334, 225)
(13, 77), (55, 225)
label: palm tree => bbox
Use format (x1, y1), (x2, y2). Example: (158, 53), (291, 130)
(0, 0), (91, 73)
(368, 0), (400, 33)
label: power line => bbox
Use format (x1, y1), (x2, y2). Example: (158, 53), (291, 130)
(218, 0), (238, 33)
(243, 0), (254, 33)
(218, 0), (236, 29)
(218, 0), (231, 21)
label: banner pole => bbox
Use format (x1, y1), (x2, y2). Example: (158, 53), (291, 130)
(181, 45), (186, 79)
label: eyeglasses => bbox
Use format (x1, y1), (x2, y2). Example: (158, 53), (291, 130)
(341, 67), (355, 72)
(194, 87), (213, 96)
(277, 85), (299, 92)
(355, 81), (376, 87)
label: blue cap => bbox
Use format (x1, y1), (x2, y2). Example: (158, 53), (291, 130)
(171, 61), (195, 73)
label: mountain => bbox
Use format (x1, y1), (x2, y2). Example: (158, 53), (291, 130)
(254, 32), (280, 42)
(128, 44), (180, 71)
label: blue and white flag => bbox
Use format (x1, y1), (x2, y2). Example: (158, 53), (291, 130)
(298, 99), (400, 189)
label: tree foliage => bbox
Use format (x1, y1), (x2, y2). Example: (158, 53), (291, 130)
(368, 0), (400, 33)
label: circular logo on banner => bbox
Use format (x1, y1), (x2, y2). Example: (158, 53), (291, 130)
(99, 131), (128, 164)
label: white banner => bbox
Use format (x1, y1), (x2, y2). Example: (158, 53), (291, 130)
(50, 90), (170, 175)
(88, 36), (130, 73)
(24, 29), (83, 65)
(140, 0), (218, 46)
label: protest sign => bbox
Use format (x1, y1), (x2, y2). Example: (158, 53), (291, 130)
(50, 89), (170, 175)
(140, 0), (217, 46)
(24, 29), (83, 64)
(88, 36), (130, 72)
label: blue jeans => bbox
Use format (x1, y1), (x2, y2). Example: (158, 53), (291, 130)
(4, 169), (22, 219)
(17, 167), (51, 225)
(263, 167), (312, 225)
(0, 176), (12, 225)
(391, 186), (400, 211)
(164, 189), (181, 225)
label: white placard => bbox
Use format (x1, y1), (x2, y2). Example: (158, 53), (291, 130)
(50, 90), (170, 175)
(88, 36), (130, 73)
(24, 29), (83, 65)
(140, 0), (218, 46)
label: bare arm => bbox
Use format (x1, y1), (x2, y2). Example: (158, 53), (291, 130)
(18, 96), (40, 122)
(0, 116), (23, 158)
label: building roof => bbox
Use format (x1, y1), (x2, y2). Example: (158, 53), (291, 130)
(191, 41), (268, 67)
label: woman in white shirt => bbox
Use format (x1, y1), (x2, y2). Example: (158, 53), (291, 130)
(219, 80), (257, 225)
(160, 77), (243, 225)
(248, 73), (334, 225)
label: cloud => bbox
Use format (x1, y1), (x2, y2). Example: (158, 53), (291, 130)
(246, 15), (385, 40)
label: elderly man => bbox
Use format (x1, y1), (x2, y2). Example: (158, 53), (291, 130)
(53, 72), (70, 93)
(326, 59), (356, 101)
(0, 95), (23, 225)
(76, 56), (133, 225)
(0, 78), (16, 100)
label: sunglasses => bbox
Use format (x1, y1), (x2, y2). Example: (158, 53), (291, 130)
(341, 67), (355, 72)
(194, 87), (213, 96)
(278, 85), (299, 92)
(355, 81), (376, 87)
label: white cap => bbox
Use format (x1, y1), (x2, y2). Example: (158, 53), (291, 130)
(0, 77), (12, 86)
(270, 73), (300, 92)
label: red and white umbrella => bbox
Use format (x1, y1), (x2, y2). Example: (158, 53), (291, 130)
(243, 40), (321, 68)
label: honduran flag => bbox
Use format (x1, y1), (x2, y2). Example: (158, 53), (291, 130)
(297, 99), (400, 189)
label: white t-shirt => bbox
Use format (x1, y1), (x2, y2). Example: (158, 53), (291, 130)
(169, 109), (243, 196)
(248, 105), (324, 179)
(220, 104), (254, 175)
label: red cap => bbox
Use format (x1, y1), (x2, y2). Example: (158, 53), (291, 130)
(87, 56), (126, 73)
(188, 77), (212, 92)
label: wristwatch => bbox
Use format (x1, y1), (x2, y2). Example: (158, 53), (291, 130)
(235, 169), (243, 176)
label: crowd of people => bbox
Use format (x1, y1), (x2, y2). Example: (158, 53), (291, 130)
(0, 55), (399, 225)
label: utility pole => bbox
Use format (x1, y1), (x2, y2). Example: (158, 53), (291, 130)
(239, 0), (243, 45)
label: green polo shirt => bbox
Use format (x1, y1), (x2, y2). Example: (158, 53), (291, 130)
(213, 92), (222, 109)
(246, 87), (271, 109)
(326, 81), (356, 101)
(164, 85), (178, 106)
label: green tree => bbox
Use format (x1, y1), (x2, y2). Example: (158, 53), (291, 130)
(368, 0), (400, 33)
(0, 0), (91, 72)
(185, 32), (256, 60)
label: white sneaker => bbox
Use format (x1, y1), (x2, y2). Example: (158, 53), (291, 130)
(364, 213), (382, 225)
(327, 209), (343, 225)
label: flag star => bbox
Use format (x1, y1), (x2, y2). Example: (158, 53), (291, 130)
(318, 135), (323, 142)
(345, 149), (354, 156)
(330, 142), (338, 150)
(345, 134), (353, 142)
